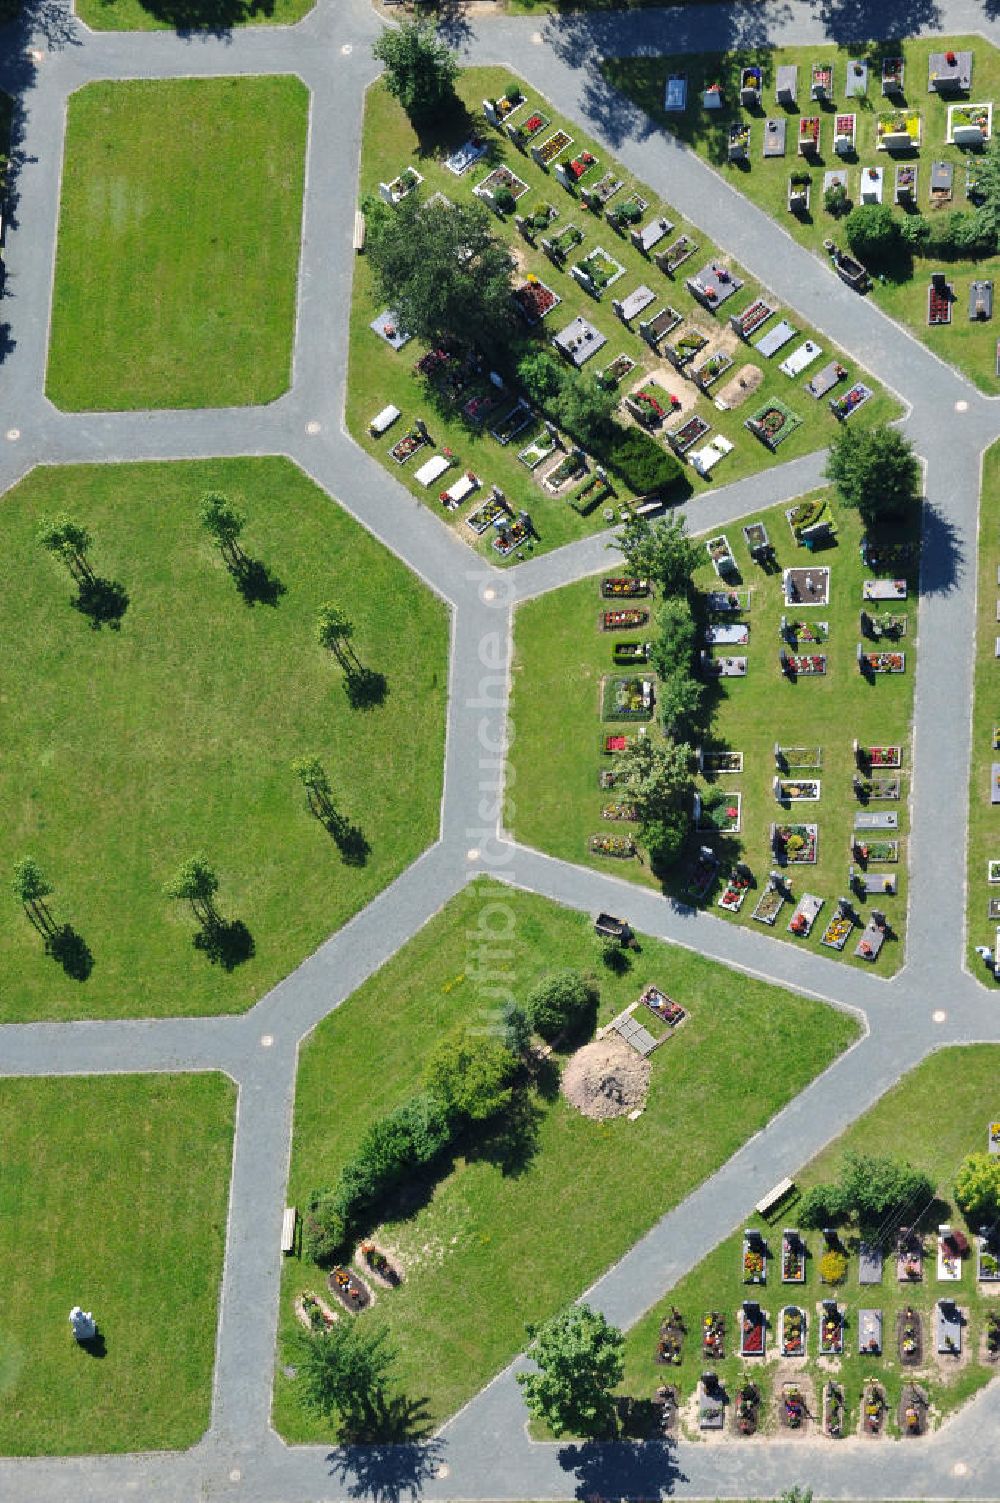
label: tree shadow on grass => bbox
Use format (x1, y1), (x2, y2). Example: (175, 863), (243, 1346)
(324, 814), (371, 868)
(557, 1436), (687, 1499)
(92, 0), (279, 37)
(345, 668), (388, 711)
(193, 918), (255, 971)
(46, 923), (94, 981)
(233, 557), (286, 608)
(73, 576), (129, 629)
(466, 1088), (543, 1177)
(326, 1436), (446, 1503)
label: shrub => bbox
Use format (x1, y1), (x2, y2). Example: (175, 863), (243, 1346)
(331, 1090), (453, 1228)
(642, 808), (689, 872)
(955, 1151), (1000, 1222)
(525, 969), (599, 1042)
(504, 80), (523, 105)
(302, 1191), (348, 1265)
(823, 183), (851, 218)
(819, 1249), (848, 1284)
(798, 1183), (845, 1228)
(494, 187), (517, 216)
(898, 213), (930, 250)
(424, 1030), (519, 1123)
(650, 597), (697, 680)
(658, 668), (704, 742)
(499, 1001), (532, 1056)
(600, 427), (684, 496)
(844, 202), (900, 269)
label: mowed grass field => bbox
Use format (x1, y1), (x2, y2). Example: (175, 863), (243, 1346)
(508, 493), (918, 970)
(0, 1072), (234, 1454)
(75, 0), (314, 30)
(350, 68), (898, 564)
(274, 880), (859, 1436)
(47, 78), (307, 411)
(603, 36), (1000, 393)
(966, 441), (1000, 976)
(621, 1046), (1000, 1437)
(2, 457), (448, 1022)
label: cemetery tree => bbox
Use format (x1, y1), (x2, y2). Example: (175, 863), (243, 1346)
(316, 603), (363, 677)
(365, 195), (516, 358)
(658, 667), (705, 744)
(612, 736), (693, 830)
(37, 513), (95, 584)
(517, 350), (565, 405)
(199, 492), (247, 570)
(836, 1151), (932, 1223)
(499, 1000), (532, 1056)
(844, 202), (900, 271)
(372, 20), (459, 127)
(294, 1319), (399, 1440)
(423, 1028), (519, 1124)
(524, 969), (599, 1043)
(163, 854), (222, 932)
(614, 511), (699, 597)
(955, 1151), (1000, 1222)
(549, 374), (618, 448)
(824, 423), (919, 526)
(517, 1304), (624, 1438)
(292, 755), (336, 823)
(302, 1188), (348, 1265)
(650, 596), (698, 679)
(973, 134), (1000, 246)
(12, 856), (56, 935)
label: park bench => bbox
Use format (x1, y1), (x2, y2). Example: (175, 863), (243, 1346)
(756, 1177), (794, 1217)
(353, 211), (366, 253)
(281, 1206), (297, 1255)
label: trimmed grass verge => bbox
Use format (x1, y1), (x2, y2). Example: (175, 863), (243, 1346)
(966, 440), (1000, 974)
(0, 1072), (234, 1454)
(47, 77), (307, 411)
(274, 879), (859, 1436)
(75, 0), (314, 29)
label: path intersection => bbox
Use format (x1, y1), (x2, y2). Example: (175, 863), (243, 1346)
(3, 0), (1000, 1496)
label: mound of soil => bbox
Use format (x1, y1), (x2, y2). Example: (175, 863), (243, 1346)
(715, 363), (763, 410)
(561, 1036), (650, 1120)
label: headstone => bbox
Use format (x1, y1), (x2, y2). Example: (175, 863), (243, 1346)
(69, 1306), (96, 1342)
(483, 99), (500, 126)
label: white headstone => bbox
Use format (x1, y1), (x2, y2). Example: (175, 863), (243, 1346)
(69, 1306), (96, 1342)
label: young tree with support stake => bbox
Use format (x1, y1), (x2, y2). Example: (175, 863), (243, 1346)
(37, 514), (95, 584)
(164, 855), (222, 933)
(12, 856), (56, 936)
(199, 492), (248, 571)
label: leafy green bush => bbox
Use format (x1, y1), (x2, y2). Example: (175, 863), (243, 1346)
(845, 202), (900, 269)
(494, 187), (517, 216)
(525, 969), (599, 1042)
(819, 1249), (848, 1284)
(600, 427), (684, 496)
(424, 1030), (519, 1123)
(955, 1151), (1000, 1221)
(302, 1191), (348, 1265)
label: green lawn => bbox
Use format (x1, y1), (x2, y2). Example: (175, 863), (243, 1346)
(603, 36), (1000, 394)
(966, 441), (1000, 975)
(274, 879), (859, 1436)
(509, 493), (918, 971)
(75, 0), (312, 28)
(47, 78), (307, 411)
(0, 1072), (234, 1454)
(2, 458), (447, 1023)
(621, 1046), (1000, 1437)
(351, 69), (898, 566)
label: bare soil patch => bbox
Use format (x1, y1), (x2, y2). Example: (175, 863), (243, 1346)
(561, 1036), (650, 1119)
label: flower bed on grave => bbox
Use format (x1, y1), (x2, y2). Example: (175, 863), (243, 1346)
(296, 1289), (337, 1331)
(781, 1306), (807, 1357)
(667, 327), (709, 366)
(782, 1383), (807, 1429)
(463, 388), (505, 427)
(735, 1382), (760, 1436)
(782, 1232), (806, 1283)
(773, 823), (818, 863)
(853, 837), (899, 863)
(599, 768), (632, 789)
(476, 164), (530, 202)
(798, 116), (821, 152)
(819, 1304), (844, 1355)
(897, 1307), (923, 1363)
(389, 429), (428, 464)
(743, 1232), (767, 1284)
(830, 381), (872, 419)
(576, 246), (626, 293)
(602, 577), (649, 598)
(740, 1302), (766, 1356)
(491, 87), (524, 121)
(584, 171), (624, 208)
(732, 298), (775, 340)
(518, 431), (557, 470)
(787, 495), (837, 542)
(663, 234), (698, 273)
(860, 649), (905, 674)
(571, 472), (612, 514)
(629, 386), (671, 427)
(328, 1266), (371, 1313)
(656, 1314), (684, 1364)
(863, 1380), (885, 1435)
(701, 749), (743, 773)
(752, 883), (787, 926)
(640, 985), (685, 1026)
(821, 911), (854, 951)
(519, 202), (559, 238)
(491, 400), (533, 446)
(702, 1311), (725, 1359)
(746, 398), (803, 450)
(602, 607), (649, 630)
(669, 414), (711, 454)
(513, 276), (561, 326)
(543, 451), (585, 493)
(608, 190), (648, 229)
(694, 350), (733, 389)
(358, 1242), (402, 1288)
(613, 640), (649, 664)
(706, 535), (736, 574)
(518, 111), (550, 144)
(599, 353), (637, 387)
(824, 1381), (845, 1438)
(546, 223), (584, 262)
(602, 801), (638, 821)
(686, 846), (719, 900)
(537, 128), (572, 165)
(877, 110), (921, 148)
(783, 618), (829, 645)
(493, 520), (530, 557)
(589, 832), (636, 858)
(466, 497), (509, 535)
(718, 868), (752, 912)
(979, 1238), (1000, 1281)
(867, 744), (902, 768)
(781, 651), (827, 676)
(563, 150), (600, 185)
(776, 778), (821, 801)
(696, 788), (741, 833)
(602, 675), (655, 720)
(385, 167), (422, 203)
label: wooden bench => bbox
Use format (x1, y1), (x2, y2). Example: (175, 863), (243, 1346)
(281, 1206), (297, 1255)
(635, 499), (664, 517)
(353, 211), (366, 253)
(755, 1177), (794, 1217)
